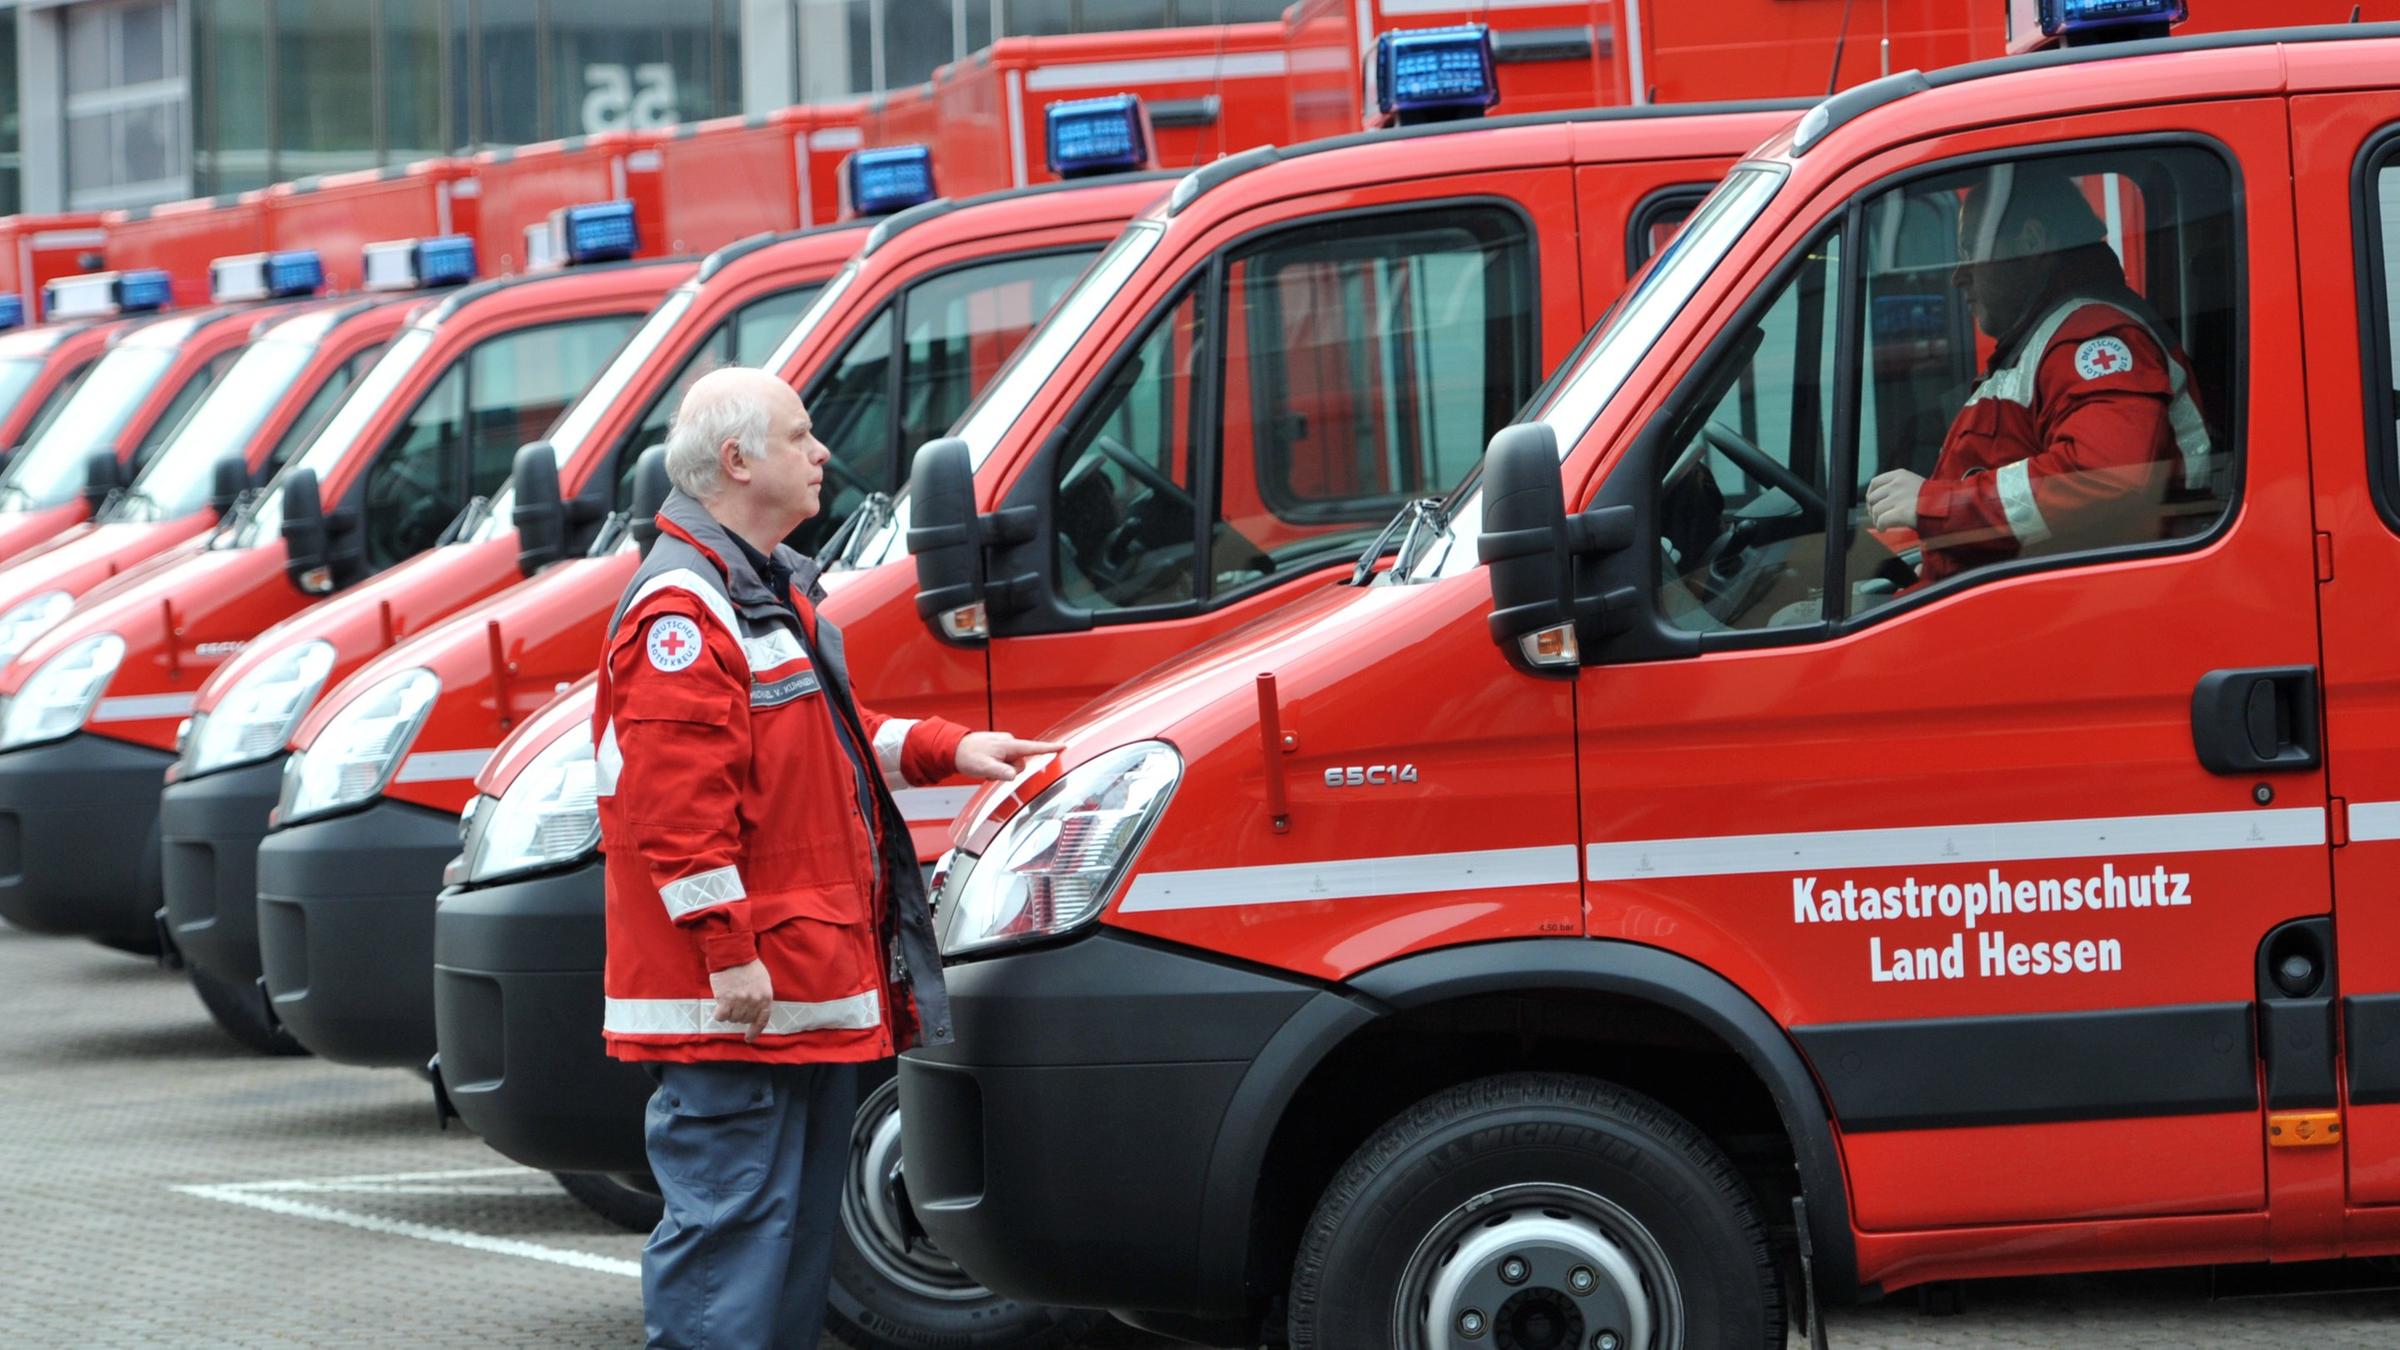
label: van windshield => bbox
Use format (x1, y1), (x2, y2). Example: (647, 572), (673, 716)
(223, 326), (436, 547)
(1399, 164), (1787, 583)
(0, 318), (200, 512)
(117, 317), (340, 522)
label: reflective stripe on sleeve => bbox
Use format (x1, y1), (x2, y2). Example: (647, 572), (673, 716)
(872, 717), (915, 787)
(1996, 460), (2051, 545)
(659, 864), (745, 919)
(596, 721), (622, 797)
(603, 990), (882, 1037)
(624, 568), (741, 639)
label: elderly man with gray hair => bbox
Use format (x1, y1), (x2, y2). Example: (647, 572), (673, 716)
(594, 366), (1056, 1347)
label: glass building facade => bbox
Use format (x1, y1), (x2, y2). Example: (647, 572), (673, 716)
(0, 0), (1270, 215)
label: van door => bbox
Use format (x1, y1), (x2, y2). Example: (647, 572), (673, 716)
(1573, 110), (2327, 1239)
(2291, 89), (2400, 1226)
(985, 172), (1576, 735)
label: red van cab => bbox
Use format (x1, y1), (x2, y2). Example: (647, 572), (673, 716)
(164, 221), (865, 1056)
(256, 164), (1174, 1076)
(0, 244), (684, 958)
(890, 17), (2400, 1346)
(0, 316), (135, 464)
(0, 292), (416, 681)
(427, 79), (1800, 1342)
(0, 268), (317, 573)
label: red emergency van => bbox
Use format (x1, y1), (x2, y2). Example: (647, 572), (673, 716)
(0, 212), (107, 320)
(261, 160), (480, 294)
(0, 292), (417, 690)
(651, 103), (867, 247)
(887, 14), (2400, 1346)
(256, 159), (1173, 1075)
(0, 315), (134, 458)
(472, 131), (669, 276)
(430, 73), (1799, 1349)
(163, 221), (865, 1055)
(0, 263), (324, 574)
(101, 195), (269, 310)
(0, 238), (682, 959)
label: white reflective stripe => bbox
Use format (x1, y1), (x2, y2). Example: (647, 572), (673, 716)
(743, 629), (804, 671)
(92, 692), (196, 721)
(1995, 460), (2051, 545)
(395, 748), (496, 783)
(1120, 845), (1579, 914)
(894, 785), (976, 824)
(595, 721), (622, 797)
(809, 127), (862, 151)
(2353, 801), (2400, 843)
(603, 990), (882, 1037)
(1024, 52), (1287, 91)
(625, 568), (739, 640)
(659, 864), (746, 919)
(873, 718), (913, 788)
(1965, 294), (2087, 408)
(1586, 806), (2325, 882)
(1966, 296), (2211, 487)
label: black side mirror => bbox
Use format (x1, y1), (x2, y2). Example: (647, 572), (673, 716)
(1477, 423), (1637, 673)
(82, 450), (122, 510)
(511, 443), (565, 577)
(907, 438), (987, 643)
(281, 468), (331, 594)
(208, 456), (248, 515)
(628, 445), (670, 557)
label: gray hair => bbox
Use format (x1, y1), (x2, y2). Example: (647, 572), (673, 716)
(662, 369), (771, 500)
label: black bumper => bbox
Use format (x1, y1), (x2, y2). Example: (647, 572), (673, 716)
(158, 756), (283, 986)
(0, 732), (173, 949)
(255, 797), (460, 1068)
(431, 858), (652, 1174)
(899, 930), (1362, 1319)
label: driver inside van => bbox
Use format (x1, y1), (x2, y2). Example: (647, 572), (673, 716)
(1862, 163), (2210, 586)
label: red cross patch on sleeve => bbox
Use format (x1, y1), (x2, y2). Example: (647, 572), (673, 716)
(646, 615), (704, 672)
(2073, 336), (2135, 380)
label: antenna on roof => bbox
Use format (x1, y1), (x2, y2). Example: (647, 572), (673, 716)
(2352, 4), (2363, 20)
(1826, 0), (1860, 97)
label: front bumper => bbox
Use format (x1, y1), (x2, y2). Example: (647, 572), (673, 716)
(898, 930), (1346, 1319)
(0, 732), (174, 949)
(158, 756), (283, 985)
(256, 797), (460, 1068)
(431, 857), (652, 1175)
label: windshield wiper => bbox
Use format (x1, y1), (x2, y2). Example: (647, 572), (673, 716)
(438, 495), (493, 547)
(1348, 497), (1443, 586)
(817, 491), (892, 571)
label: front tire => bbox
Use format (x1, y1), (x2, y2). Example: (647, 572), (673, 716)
(826, 1074), (1105, 1350)
(1289, 1072), (1784, 1350)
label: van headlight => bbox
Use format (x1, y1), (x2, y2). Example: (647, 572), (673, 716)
(937, 741), (1179, 957)
(0, 633), (125, 750)
(0, 591), (72, 662)
(461, 725), (599, 883)
(276, 667), (438, 824)
(179, 640), (336, 778)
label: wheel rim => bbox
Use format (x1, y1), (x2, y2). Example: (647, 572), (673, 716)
(1394, 1182), (1683, 1350)
(841, 1076), (990, 1302)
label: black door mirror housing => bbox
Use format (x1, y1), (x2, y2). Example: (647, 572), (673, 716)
(511, 443), (566, 576)
(280, 468), (333, 594)
(628, 445), (670, 557)
(1477, 422), (1639, 673)
(82, 450), (123, 511)
(907, 438), (988, 642)
(207, 455), (248, 515)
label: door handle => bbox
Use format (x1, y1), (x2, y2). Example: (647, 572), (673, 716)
(2192, 666), (2320, 774)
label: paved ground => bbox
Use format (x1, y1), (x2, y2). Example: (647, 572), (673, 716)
(8, 922), (2400, 1348)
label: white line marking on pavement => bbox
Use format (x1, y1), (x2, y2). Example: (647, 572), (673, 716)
(176, 1168), (640, 1279)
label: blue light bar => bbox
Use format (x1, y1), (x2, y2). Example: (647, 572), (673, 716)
(842, 146), (937, 219)
(416, 235), (478, 287)
(2040, 0), (2186, 38)
(264, 249), (324, 297)
(557, 200), (638, 265)
(1370, 25), (1498, 126)
(114, 269), (174, 313)
(1045, 95), (1154, 179)
(0, 295), (23, 331)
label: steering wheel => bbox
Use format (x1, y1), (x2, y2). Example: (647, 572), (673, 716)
(1700, 424), (1828, 521)
(1088, 435), (1193, 513)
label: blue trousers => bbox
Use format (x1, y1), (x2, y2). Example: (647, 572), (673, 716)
(642, 1060), (859, 1349)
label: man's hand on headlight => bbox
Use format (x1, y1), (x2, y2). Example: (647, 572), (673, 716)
(955, 732), (1065, 782)
(710, 959), (773, 1041)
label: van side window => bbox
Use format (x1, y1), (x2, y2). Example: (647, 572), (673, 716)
(129, 351), (237, 476)
(1649, 145), (2239, 635)
(1629, 188), (1708, 271)
(264, 346), (381, 479)
(612, 284), (826, 509)
(363, 314), (641, 570)
(1052, 205), (1539, 618)
(2360, 139), (2400, 521)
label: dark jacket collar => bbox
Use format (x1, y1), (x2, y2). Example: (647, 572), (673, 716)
(655, 490), (825, 610)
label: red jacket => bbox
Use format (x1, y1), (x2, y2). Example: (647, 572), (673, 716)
(596, 494), (967, 1064)
(1914, 288), (2210, 585)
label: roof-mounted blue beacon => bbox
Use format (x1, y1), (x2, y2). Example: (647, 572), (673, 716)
(1045, 95), (1156, 180)
(1367, 24), (1499, 129)
(841, 145), (938, 220)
